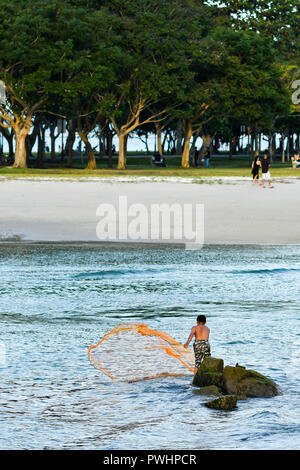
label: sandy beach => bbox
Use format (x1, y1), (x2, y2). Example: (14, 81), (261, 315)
(1, 177), (300, 245)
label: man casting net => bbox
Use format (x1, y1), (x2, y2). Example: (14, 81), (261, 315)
(88, 322), (195, 382)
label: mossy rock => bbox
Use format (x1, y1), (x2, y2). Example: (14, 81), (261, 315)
(193, 370), (224, 388)
(192, 385), (222, 397)
(192, 357), (225, 389)
(204, 395), (237, 410)
(223, 365), (278, 398)
(200, 357), (224, 373)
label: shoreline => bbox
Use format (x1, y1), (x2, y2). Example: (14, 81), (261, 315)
(1, 175), (300, 183)
(1, 241), (300, 251)
(1, 178), (300, 245)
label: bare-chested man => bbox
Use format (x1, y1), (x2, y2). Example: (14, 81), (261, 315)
(184, 315), (210, 373)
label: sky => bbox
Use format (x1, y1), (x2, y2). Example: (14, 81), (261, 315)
(1, 129), (275, 155)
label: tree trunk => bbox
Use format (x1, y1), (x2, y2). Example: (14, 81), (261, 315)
(190, 133), (199, 165)
(154, 122), (165, 157)
(107, 131), (113, 169)
(199, 134), (213, 159)
(50, 124), (57, 162)
(13, 126), (30, 168)
(99, 128), (105, 157)
(247, 127), (251, 163)
(25, 118), (40, 167)
(1, 128), (14, 160)
(286, 131), (290, 162)
(144, 134), (149, 153)
(118, 132), (127, 170)
(7, 132), (14, 160)
(250, 133), (255, 161)
(78, 130), (96, 169)
(291, 133), (295, 154)
(268, 132), (274, 163)
(86, 141), (96, 169)
(67, 120), (75, 167)
(281, 134), (286, 163)
(229, 138), (233, 159)
(254, 129), (259, 154)
(176, 120), (182, 155)
(124, 134), (128, 160)
(233, 135), (238, 155)
(181, 121), (193, 169)
(37, 124), (44, 168)
(162, 131), (168, 154)
(155, 122), (163, 156)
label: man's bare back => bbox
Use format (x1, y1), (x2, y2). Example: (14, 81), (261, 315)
(184, 319), (210, 349)
(194, 324), (210, 341)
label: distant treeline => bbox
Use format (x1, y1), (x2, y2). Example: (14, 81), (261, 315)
(0, 0), (299, 169)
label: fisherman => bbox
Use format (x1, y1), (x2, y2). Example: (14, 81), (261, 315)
(184, 315), (210, 373)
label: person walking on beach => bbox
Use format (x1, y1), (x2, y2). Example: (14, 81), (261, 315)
(204, 151), (210, 168)
(194, 147), (199, 167)
(261, 154), (272, 188)
(251, 155), (261, 186)
(184, 315), (210, 373)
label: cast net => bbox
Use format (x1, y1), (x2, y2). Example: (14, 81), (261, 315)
(88, 322), (195, 382)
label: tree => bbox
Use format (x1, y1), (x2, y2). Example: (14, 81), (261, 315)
(176, 21), (291, 167)
(0, 0), (100, 168)
(0, 1), (60, 167)
(55, 2), (117, 169)
(99, 0), (197, 169)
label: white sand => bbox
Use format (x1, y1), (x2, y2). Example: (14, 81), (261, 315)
(0, 177), (300, 244)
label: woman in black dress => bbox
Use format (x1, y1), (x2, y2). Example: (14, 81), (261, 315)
(252, 155), (261, 186)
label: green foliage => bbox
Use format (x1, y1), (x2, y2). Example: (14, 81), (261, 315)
(219, 0), (300, 64)
(0, 0), (297, 165)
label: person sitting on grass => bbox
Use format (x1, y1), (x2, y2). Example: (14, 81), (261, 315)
(184, 315), (210, 373)
(292, 152), (300, 168)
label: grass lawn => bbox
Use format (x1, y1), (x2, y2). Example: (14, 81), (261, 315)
(0, 155), (299, 179)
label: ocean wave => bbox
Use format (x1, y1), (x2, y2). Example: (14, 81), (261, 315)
(73, 268), (172, 279)
(230, 267), (300, 275)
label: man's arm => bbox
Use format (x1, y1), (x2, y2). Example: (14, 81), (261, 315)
(184, 327), (195, 349)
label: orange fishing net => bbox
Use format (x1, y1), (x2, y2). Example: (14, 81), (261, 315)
(88, 322), (195, 382)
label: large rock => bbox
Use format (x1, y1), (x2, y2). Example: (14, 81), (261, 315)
(223, 365), (279, 398)
(204, 395), (237, 411)
(192, 358), (279, 399)
(192, 357), (224, 389)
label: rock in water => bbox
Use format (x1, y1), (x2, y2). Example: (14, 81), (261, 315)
(199, 357), (224, 373)
(192, 357), (224, 389)
(192, 357), (279, 399)
(204, 395), (237, 410)
(223, 365), (279, 398)
(192, 385), (222, 397)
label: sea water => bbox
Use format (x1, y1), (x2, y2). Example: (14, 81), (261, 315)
(0, 244), (299, 450)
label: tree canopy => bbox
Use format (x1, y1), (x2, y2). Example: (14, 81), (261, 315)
(0, 0), (297, 169)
